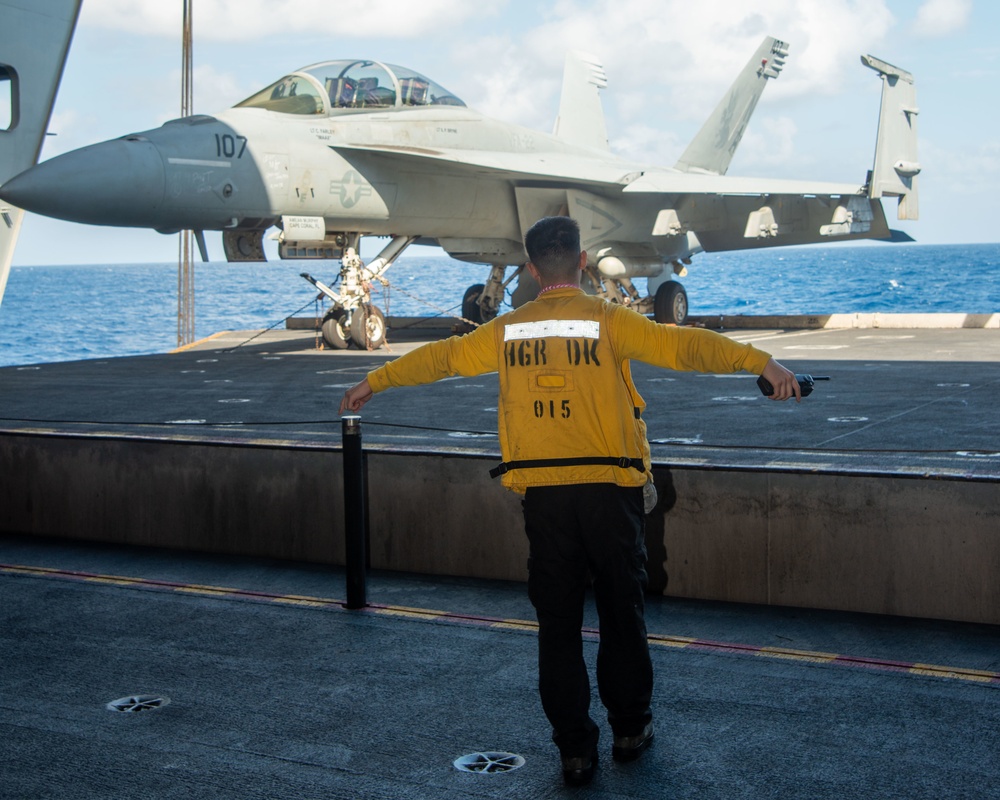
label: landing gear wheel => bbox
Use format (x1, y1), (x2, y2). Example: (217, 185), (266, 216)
(321, 310), (350, 350)
(350, 305), (386, 350)
(654, 281), (688, 325)
(462, 283), (486, 325)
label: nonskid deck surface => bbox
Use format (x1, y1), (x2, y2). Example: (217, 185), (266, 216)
(3, 326), (999, 797)
(1, 325), (998, 479)
(1, 533), (999, 799)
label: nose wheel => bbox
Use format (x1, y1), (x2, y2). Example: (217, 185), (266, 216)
(320, 309), (350, 349)
(304, 234), (416, 350)
(350, 304), (386, 350)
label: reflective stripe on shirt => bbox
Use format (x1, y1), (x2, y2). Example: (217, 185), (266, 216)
(503, 319), (600, 341)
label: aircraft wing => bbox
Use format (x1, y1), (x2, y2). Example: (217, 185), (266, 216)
(622, 171), (862, 197)
(332, 143), (894, 248)
(330, 142), (637, 187)
(333, 142), (867, 197)
(624, 170), (893, 249)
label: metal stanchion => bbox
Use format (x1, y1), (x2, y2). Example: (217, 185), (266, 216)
(341, 415), (367, 609)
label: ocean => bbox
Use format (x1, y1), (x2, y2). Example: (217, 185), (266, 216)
(0, 242), (996, 368)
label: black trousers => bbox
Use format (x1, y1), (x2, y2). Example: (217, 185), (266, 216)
(522, 483), (654, 757)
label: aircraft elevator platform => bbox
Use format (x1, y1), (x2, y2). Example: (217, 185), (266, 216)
(1, 321), (998, 625)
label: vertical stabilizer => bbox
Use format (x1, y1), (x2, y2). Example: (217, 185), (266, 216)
(552, 51), (610, 152)
(862, 55), (919, 220)
(674, 36), (789, 175)
(0, 0), (81, 306)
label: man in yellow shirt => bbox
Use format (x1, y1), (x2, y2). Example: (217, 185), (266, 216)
(340, 216), (799, 786)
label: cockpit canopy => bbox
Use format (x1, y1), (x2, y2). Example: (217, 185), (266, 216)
(235, 59), (466, 115)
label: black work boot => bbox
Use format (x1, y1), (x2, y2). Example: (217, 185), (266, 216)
(612, 721), (654, 763)
(561, 751), (598, 786)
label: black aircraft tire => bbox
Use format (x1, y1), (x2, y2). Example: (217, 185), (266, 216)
(654, 281), (689, 326)
(462, 284), (486, 325)
(350, 305), (386, 350)
(321, 310), (351, 350)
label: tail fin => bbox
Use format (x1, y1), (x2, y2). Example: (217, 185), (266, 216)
(862, 55), (919, 220)
(674, 36), (789, 176)
(553, 51), (610, 151)
(0, 0), (81, 306)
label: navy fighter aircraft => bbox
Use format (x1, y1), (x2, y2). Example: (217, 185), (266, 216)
(0, 37), (918, 349)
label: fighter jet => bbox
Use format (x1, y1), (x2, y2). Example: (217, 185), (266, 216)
(0, 36), (918, 350)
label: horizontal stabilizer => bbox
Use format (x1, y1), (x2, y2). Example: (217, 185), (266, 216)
(885, 228), (915, 243)
(552, 51), (610, 152)
(675, 36), (789, 176)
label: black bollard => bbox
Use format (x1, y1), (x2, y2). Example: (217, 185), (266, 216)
(341, 415), (367, 609)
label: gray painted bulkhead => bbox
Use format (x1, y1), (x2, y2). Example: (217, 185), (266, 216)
(1, 433), (996, 626)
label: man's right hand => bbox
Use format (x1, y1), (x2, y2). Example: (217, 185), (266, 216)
(339, 378), (373, 415)
(759, 359), (801, 402)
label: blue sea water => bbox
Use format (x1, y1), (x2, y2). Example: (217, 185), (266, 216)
(0, 243), (996, 368)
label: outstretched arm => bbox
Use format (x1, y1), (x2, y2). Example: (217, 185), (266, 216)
(760, 358), (801, 402)
(339, 378), (373, 415)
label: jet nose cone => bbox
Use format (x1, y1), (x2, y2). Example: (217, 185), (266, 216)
(0, 136), (165, 227)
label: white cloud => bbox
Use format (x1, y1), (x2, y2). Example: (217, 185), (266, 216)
(146, 64), (249, 123)
(450, 35), (560, 129)
(610, 123), (685, 168)
(39, 110), (85, 158)
(737, 116), (800, 170)
(512, 0), (895, 111)
(921, 137), (1000, 195)
(450, 0), (895, 166)
(911, 0), (972, 38)
(80, 0), (492, 41)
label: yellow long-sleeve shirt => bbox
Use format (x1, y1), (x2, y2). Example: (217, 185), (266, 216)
(367, 288), (772, 492)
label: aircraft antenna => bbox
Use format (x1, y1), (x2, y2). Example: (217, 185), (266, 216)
(177, 0), (196, 347)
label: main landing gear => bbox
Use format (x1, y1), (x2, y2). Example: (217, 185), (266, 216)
(301, 234), (415, 351)
(463, 265), (690, 327)
(461, 264), (523, 325)
(582, 268), (690, 326)
(653, 281), (688, 326)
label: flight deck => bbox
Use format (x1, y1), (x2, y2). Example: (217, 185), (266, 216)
(2, 321), (995, 478)
(2, 319), (999, 798)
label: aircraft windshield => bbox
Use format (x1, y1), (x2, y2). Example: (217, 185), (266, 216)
(235, 60), (465, 114)
(234, 74), (326, 115)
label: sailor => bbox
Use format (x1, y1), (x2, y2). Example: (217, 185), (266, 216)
(339, 216), (800, 787)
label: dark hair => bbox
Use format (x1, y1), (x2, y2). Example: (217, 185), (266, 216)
(524, 216), (581, 280)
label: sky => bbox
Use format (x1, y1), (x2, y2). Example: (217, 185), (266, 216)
(6, 0), (999, 265)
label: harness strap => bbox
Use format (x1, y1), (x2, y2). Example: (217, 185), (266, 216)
(489, 456), (645, 479)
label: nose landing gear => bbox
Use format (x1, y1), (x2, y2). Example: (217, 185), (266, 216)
(302, 234), (415, 350)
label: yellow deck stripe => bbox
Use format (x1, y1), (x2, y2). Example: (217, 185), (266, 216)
(3, 563), (997, 687)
